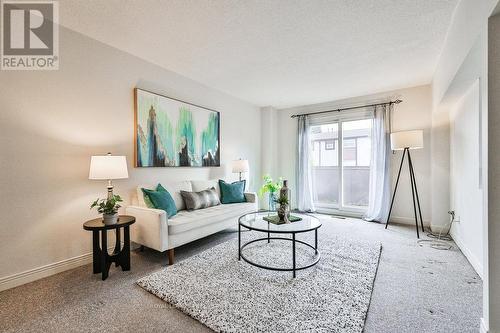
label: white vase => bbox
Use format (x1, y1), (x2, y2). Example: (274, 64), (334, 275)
(103, 213), (118, 225)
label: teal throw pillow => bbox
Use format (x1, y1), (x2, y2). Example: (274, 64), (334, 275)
(142, 184), (167, 208)
(142, 185), (177, 218)
(143, 193), (154, 208)
(219, 179), (246, 204)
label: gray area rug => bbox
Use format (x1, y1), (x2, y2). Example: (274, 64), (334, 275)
(137, 233), (382, 333)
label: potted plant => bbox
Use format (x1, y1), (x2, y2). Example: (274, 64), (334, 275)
(275, 195), (290, 223)
(90, 194), (123, 225)
(258, 175), (283, 211)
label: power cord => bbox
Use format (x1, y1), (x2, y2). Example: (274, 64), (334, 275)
(417, 211), (455, 250)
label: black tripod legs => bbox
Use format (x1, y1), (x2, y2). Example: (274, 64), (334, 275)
(386, 148), (424, 238)
(408, 151), (425, 233)
(386, 149), (406, 230)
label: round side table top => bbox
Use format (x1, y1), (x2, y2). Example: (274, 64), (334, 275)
(83, 215), (135, 231)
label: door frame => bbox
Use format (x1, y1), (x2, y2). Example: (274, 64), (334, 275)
(309, 114), (373, 215)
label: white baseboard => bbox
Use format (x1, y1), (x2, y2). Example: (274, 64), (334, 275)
(480, 317), (488, 333)
(450, 229), (483, 279)
(0, 245), (121, 292)
(389, 215), (431, 226)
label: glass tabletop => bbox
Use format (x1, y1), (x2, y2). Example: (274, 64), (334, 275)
(239, 211), (321, 233)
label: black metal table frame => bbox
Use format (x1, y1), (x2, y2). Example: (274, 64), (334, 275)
(238, 214), (321, 278)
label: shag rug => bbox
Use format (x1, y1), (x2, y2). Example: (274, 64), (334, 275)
(137, 233), (381, 333)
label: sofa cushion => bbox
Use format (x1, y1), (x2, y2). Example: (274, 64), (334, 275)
(136, 181), (192, 210)
(180, 188), (220, 210)
(191, 179), (221, 198)
(142, 187), (177, 218)
(167, 202), (256, 235)
(219, 179), (246, 204)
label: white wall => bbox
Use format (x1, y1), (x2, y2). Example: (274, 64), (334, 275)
(449, 80), (484, 277)
(432, 0), (498, 108)
(267, 85), (433, 226)
(260, 106), (279, 180)
(0, 27), (261, 290)
(488, 12), (500, 333)
(431, 0), (498, 329)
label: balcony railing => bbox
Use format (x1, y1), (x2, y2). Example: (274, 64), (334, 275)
(312, 166), (370, 208)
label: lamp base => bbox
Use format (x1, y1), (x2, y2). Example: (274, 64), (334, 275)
(107, 180), (114, 200)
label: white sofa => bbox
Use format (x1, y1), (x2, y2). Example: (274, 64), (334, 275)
(125, 179), (258, 264)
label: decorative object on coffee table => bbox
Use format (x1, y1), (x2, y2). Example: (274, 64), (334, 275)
(83, 215), (135, 280)
(258, 175), (282, 211)
(238, 211), (321, 278)
(280, 179), (290, 205)
(263, 214), (302, 225)
(276, 194), (290, 223)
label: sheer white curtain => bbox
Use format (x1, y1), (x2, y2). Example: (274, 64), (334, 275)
(364, 105), (392, 222)
(297, 115), (316, 212)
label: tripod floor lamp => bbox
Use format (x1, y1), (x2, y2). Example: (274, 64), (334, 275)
(385, 130), (425, 238)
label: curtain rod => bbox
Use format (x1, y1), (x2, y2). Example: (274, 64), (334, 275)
(290, 99), (403, 118)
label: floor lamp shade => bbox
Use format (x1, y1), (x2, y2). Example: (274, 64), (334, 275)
(390, 130), (424, 150)
(89, 155), (129, 180)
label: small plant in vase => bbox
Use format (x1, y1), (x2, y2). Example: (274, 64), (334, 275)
(258, 175), (283, 211)
(90, 194), (123, 225)
(275, 195), (290, 223)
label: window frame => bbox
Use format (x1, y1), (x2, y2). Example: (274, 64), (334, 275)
(309, 114), (373, 215)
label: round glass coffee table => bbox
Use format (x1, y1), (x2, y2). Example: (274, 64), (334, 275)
(238, 211), (321, 278)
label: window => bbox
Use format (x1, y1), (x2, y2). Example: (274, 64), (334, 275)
(325, 140), (335, 150)
(343, 138), (357, 166)
(309, 117), (372, 212)
(342, 119), (372, 208)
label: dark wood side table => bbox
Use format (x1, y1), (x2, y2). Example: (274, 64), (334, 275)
(83, 215), (135, 280)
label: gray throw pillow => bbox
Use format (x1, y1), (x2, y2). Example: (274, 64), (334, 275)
(180, 187), (221, 211)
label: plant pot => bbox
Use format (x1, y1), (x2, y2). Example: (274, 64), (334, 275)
(103, 213), (118, 225)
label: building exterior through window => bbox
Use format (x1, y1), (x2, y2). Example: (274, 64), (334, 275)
(309, 118), (372, 212)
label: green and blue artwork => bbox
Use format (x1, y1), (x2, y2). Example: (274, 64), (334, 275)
(135, 88), (220, 167)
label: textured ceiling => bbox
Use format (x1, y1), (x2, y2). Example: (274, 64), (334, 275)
(60, 0), (458, 108)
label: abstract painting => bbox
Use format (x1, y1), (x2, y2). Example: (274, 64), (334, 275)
(134, 88), (220, 167)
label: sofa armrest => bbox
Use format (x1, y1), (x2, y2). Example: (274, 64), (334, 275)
(244, 192), (258, 203)
(125, 205), (169, 252)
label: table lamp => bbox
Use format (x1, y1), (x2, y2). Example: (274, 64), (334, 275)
(232, 159), (249, 181)
(89, 153), (129, 199)
(386, 130), (424, 238)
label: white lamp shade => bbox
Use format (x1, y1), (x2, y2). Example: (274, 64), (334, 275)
(232, 159), (249, 173)
(390, 130), (424, 150)
(89, 155), (129, 180)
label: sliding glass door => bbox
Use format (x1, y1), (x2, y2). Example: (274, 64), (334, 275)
(310, 116), (372, 213)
